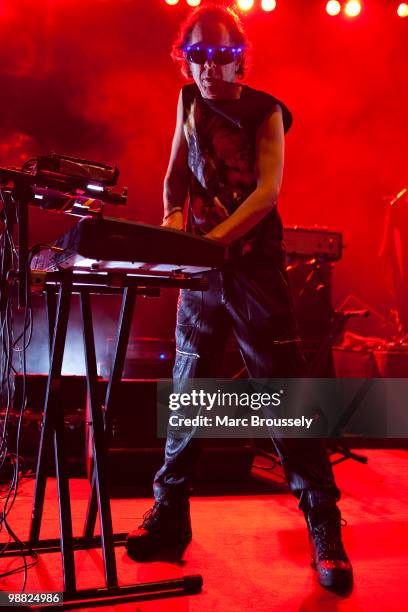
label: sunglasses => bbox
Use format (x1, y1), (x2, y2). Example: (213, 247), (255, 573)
(182, 45), (244, 66)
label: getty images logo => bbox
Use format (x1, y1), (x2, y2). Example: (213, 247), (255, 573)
(168, 389), (283, 411)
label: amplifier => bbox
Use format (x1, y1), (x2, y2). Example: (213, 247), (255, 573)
(99, 337), (175, 378)
(106, 336), (174, 363)
(3, 410), (86, 477)
(13, 374), (87, 413)
(11, 374), (88, 476)
(283, 227), (343, 261)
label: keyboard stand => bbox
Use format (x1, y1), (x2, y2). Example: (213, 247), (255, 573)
(3, 271), (206, 608)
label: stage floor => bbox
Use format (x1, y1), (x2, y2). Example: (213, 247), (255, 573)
(0, 449), (407, 611)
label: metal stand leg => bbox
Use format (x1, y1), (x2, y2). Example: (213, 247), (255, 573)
(83, 287), (137, 540)
(327, 379), (373, 466)
(46, 287), (57, 356)
(80, 290), (118, 588)
(53, 422), (77, 593)
(29, 279), (77, 592)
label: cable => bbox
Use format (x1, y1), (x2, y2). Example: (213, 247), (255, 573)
(0, 189), (38, 588)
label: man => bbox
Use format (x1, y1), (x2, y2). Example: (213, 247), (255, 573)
(126, 5), (353, 594)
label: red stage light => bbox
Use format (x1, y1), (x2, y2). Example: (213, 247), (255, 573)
(164, 0), (179, 5)
(237, 0), (255, 11)
(261, 0), (277, 12)
(326, 0), (341, 16)
(344, 0), (362, 17)
(397, 3), (408, 17)
(186, 0), (201, 6)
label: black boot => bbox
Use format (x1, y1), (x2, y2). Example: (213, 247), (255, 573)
(306, 504), (353, 594)
(126, 500), (192, 561)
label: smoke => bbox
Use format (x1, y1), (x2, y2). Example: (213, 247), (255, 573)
(0, 0), (406, 372)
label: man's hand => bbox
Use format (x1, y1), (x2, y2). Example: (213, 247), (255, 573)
(161, 211), (184, 230)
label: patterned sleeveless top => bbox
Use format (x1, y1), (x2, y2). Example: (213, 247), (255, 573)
(181, 83), (292, 260)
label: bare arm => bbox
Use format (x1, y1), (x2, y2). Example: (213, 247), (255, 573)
(162, 90), (189, 230)
(205, 105), (284, 244)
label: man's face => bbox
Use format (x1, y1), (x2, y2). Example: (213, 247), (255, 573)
(188, 20), (241, 100)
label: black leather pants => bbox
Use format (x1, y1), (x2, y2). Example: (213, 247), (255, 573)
(153, 255), (340, 511)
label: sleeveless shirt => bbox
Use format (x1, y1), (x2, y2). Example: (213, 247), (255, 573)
(181, 82), (292, 260)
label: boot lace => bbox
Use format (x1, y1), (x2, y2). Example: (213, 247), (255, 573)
(139, 502), (163, 530)
(311, 516), (349, 562)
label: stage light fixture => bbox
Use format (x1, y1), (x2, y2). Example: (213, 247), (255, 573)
(186, 0), (201, 6)
(261, 0), (277, 11)
(344, 0), (362, 17)
(237, 0), (255, 11)
(164, 0), (180, 5)
(326, 0), (341, 16)
(397, 2), (408, 17)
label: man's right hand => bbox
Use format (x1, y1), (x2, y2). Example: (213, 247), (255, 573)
(161, 211), (184, 230)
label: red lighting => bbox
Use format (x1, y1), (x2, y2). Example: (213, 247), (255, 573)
(344, 0), (362, 17)
(261, 0), (277, 11)
(326, 1), (341, 16)
(397, 3), (408, 17)
(237, 0), (255, 11)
